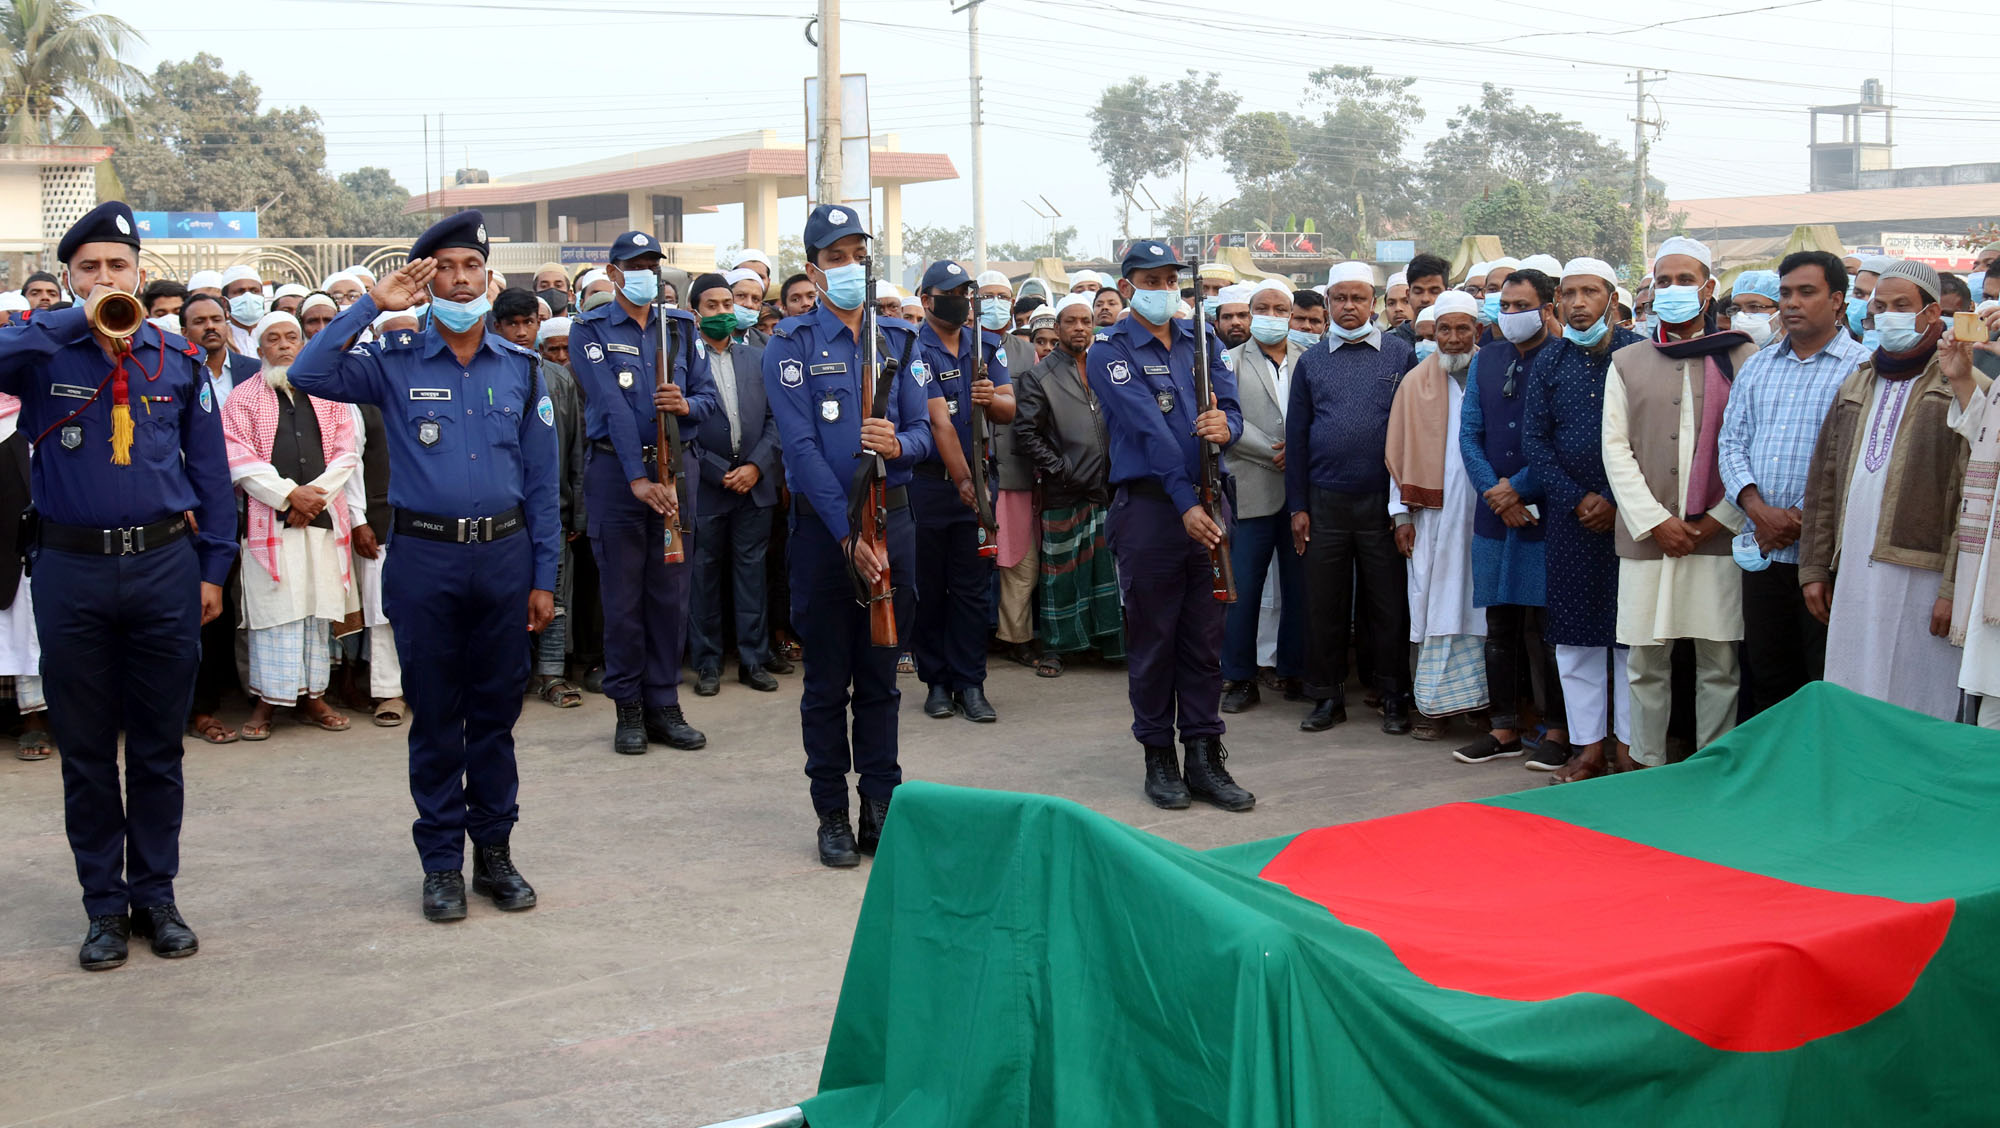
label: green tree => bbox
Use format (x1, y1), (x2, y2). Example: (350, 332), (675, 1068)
(1089, 71), (1239, 236)
(1223, 111), (1296, 229)
(332, 167), (426, 238)
(899, 222), (974, 271)
(1421, 85), (1631, 219)
(1455, 178), (1638, 265)
(991, 225), (1078, 263)
(0, 0), (146, 144)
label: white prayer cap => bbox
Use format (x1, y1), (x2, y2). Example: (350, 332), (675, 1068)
(1653, 236), (1713, 271)
(1386, 271), (1408, 289)
(1215, 282), (1254, 308)
(977, 269), (1010, 289)
(1431, 291), (1480, 320)
(1252, 278), (1293, 303)
(187, 270), (224, 291)
(1616, 286), (1634, 310)
(251, 310), (300, 343)
(300, 292), (337, 316)
(535, 296), (551, 318)
(536, 316), (572, 343)
(346, 265), (377, 283)
(221, 264), (262, 287)
(1857, 255), (1898, 277)
(1560, 257), (1620, 288)
(1068, 271), (1103, 291)
(1519, 254), (1563, 276)
(371, 307), (413, 330)
(730, 248), (771, 271)
(1054, 292), (1095, 317)
(321, 270), (360, 290)
(1198, 262), (1236, 282)
(1466, 261), (1490, 281)
(489, 270), (507, 290)
(1327, 261), (1375, 287)
(873, 280), (901, 301)
(273, 283), (309, 300)
(900, 297), (924, 314)
(0, 292), (27, 312)
(1175, 299), (1193, 319)
(1415, 305), (1437, 326)
(578, 269), (608, 290)
(723, 267), (762, 288)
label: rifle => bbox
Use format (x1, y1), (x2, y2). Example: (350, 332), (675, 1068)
(1192, 280), (1237, 603)
(654, 276), (688, 564)
(849, 255), (898, 646)
(967, 325), (999, 558)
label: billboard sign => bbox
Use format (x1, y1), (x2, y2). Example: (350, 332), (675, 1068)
(132, 211), (260, 239)
(1880, 232), (1978, 272)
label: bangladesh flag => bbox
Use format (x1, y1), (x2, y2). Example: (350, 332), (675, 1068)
(802, 684), (2000, 1126)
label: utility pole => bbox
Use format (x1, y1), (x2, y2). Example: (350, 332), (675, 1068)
(955, 0), (987, 273)
(815, 0), (843, 211)
(1626, 69), (1666, 268)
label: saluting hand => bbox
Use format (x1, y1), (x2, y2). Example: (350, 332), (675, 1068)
(373, 259), (437, 313)
(653, 384), (688, 415)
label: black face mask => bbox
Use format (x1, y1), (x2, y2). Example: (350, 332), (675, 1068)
(930, 294), (970, 327)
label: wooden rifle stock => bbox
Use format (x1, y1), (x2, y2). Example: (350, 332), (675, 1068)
(857, 259), (897, 646)
(968, 326), (999, 559)
(1192, 289), (1236, 602)
(655, 291), (687, 564)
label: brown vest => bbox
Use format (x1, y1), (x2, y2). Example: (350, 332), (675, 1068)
(1609, 338), (1758, 561)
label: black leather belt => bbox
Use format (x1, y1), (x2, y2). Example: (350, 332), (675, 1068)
(795, 486), (907, 521)
(394, 505), (526, 544)
(1118, 479), (1171, 502)
(40, 514), (190, 556)
(593, 438), (659, 464)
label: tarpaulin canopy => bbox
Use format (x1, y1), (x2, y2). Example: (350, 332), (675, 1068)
(803, 683), (2000, 1126)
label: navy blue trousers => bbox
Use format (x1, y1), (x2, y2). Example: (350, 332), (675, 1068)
(910, 475), (992, 693)
(383, 532), (530, 872)
(789, 507), (915, 814)
(37, 541), (202, 916)
(1221, 510), (1305, 682)
(689, 499), (773, 675)
(585, 451), (688, 708)
(1106, 489), (1227, 747)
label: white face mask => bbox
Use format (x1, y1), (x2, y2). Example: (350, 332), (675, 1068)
(1733, 311), (1775, 347)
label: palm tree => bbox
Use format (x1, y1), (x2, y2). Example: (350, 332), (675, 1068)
(0, 0), (146, 146)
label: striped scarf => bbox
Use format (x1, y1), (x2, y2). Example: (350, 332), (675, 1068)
(219, 374), (355, 586)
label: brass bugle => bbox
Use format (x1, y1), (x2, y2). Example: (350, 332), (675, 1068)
(85, 286), (145, 342)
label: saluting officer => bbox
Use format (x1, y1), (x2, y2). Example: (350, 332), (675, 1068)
(0, 202), (235, 971)
(291, 210), (560, 923)
(567, 231), (716, 755)
(909, 259), (1015, 724)
(763, 204), (936, 868)
(1087, 240), (1256, 814)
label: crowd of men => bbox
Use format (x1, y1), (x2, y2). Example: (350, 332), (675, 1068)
(12, 192), (2000, 973)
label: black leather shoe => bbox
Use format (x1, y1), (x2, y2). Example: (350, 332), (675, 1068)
(422, 870), (467, 922)
(763, 655), (795, 676)
(645, 705), (707, 749)
(694, 670), (721, 696)
(1301, 698), (1346, 731)
(1220, 680), (1259, 714)
(471, 842), (537, 911)
(856, 794), (891, 855)
(954, 686), (997, 723)
(1143, 744), (1190, 809)
(613, 700), (647, 755)
(129, 903), (198, 958)
(1381, 692), (1413, 735)
(739, 666), (780, 692)
(923, 684), (955, 718)
(1277, 677), (1308, 702)
(817, 810), (861, 868)
(1183, 736), (1255, 812)
(78, 913), (130, 971)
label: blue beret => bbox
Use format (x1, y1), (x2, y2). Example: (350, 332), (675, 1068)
(803, 204), (869, 255)
(1734, 270), (1780, 303)
(57, 201), (141, 264)
(609, 230), (664, 264)
(920, 260), (972, 293)
(409, 209), (489, 263)
(1120, 239), (1181, 277)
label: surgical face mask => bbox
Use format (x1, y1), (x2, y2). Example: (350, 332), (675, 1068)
(732, 304), (760, 331)
(1128, 286), (1176, 326)
(1479, 292), (1501, 324)
(229, 291), (265, 325)
(1733, 311), (1775, 347)
(1250, 314), (1288, 345)
(1329, 319), (1373, 342)
(148, 313), (181, 336)
(1498, 308), (1544, 344)
(1732, 531), (1771, 573)
(1287, 328), (1322, 351)
(1652, 284), (1705, 326)
(1201, 297), (1222, 319)
(699, 313), (736, 341)
(978, 296), (1011, 331)
(1846, 294), (1869, 333)
(1875, 310), (1928, 353)
(430, 292), (491, 332)
(817, 262), (867, 310)
(1414, 339), (1439, 361)
(619, 269), (658, 306)
(929, 294), (970, 326)
(1563, 317), (1609, 348)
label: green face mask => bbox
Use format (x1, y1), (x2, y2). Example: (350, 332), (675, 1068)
(699, 312), (736, 341)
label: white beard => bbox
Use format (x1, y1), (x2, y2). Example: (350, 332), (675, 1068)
(263, 364), (294, 395)
(1439, 350), (1473, 375)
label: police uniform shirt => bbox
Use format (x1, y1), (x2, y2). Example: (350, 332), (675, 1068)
(914, 322), (1011, 467)
(566, 299), (717, 483)
(763, 302), (939, 541)
(1085, 314), (1243, 514)
(288, 294), (562, 592)
(0, 309), (236, 583)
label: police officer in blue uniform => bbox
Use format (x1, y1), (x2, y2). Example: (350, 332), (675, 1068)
(567, 230), (716, 755)
(909, 259), (1014, 723)
(763, 204), (936, 867)
(1087, 240), (1256, 814)
(290, 210), (560, 923)
(0, 201), (235, 970)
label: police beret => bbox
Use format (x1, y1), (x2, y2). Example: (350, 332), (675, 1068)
(608, 230), (663, 264)
(920, 260), (972, 293)
(57, 201), (141, 264)
(803, 204), (869, 255)
(686, 271), (731, 307)
(409, 209), (489, 263)
(1119, 240), (1181, 278)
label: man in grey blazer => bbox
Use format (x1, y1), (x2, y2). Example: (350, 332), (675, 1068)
(1221, 280), (1306, 712)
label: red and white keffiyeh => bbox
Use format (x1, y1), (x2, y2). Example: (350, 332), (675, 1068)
(220, 375), (356, 585)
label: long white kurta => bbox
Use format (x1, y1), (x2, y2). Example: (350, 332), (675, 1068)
(1602, 358), (1745, 646)
(1821, 377), (1959, 720)
(1389, 377), (1483, 642)
(343, 404), (389, 628)
(0, 405), (35, 677)
(1950, 390), (2000, 697)
(233, 397), (360, 631)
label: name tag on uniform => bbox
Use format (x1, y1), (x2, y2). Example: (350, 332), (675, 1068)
(50, 383), (95, 399)
(409, 388), (451, 401)
(939, 368), (961, 382)
(809, 362), (846, 376)
(607, 343), (641, 356)
(1143, 365), (1171, 376)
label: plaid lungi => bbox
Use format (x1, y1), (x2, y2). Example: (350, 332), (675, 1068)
(247, 618), (333, 705)
(1038, 502), (1125, 658)
(1414, 633), (1487, 717)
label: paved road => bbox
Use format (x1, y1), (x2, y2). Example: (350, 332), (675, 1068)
(0, 661), (1545, 1127)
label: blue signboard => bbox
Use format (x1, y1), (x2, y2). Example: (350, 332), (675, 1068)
(131, 211), (260, 239)
(1375, 240), (1415, 263)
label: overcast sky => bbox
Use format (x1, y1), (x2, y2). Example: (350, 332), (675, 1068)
(100, 0), (1998, 258)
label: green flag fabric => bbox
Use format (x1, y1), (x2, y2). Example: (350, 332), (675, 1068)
(802, 684), (2000, 1126)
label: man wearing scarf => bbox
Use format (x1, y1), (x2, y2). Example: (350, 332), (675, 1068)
(220, 312), (360, 738)
(1798, 260), (1972, 721)
(1943, 303), (2000, 724)
(1601, 236), (1756, 767)
(1386, 292), (1486, 739)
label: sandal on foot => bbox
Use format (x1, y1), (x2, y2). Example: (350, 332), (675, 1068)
(14, 731), (53, 761)
(1004, 643), (1038, 669)
(1035, 652), (1064, 678)
(188, 716), (239, 745)
(537, 678), (583, 708)
(299, 705), (350, 732)
(373, 697), (406, 727)
(240, 721), (273, 742)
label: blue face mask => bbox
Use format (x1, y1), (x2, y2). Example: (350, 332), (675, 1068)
(1329, 319), (1373, 342)
(1479, 293), (1501, 324)
(1563, 317), (1610, 348)
(1732, 531), (1771, 573)
(1652, 284), (1705, 326)
(1250, 314), (1288, 345)
(1875, 310), (1928, 353)
(1128, 287), (1176, 326)
(978, 296), (1011, 331)
(1414, 339), (1439, 361)
(732, 304), (760, 331)
(430, 292), (491, 333)
(1201, 297), (1222, 319)
(1846, 294), (1869, 333)
(818, 262), (866, 310)
(619, 269), (658, 306)
(1287, 328), (1322, 351)
(229, 291), (265, 326)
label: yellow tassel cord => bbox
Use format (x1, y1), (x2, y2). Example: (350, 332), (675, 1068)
(110, 402), (133, 465)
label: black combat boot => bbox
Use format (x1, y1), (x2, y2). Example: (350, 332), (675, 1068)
(471, 842), (538, 911)
(422, 870), (467, 922)
(817, 810), (861, 868)
(1143, 743), (1190, 810)
(1183, 736), (1256, 812)
(613, 700), (647, 755)
(645, 704), (706, 749)
(857, 794), (892, 855)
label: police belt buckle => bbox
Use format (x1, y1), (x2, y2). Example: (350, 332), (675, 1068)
(458, 516), (497, 543)
(106, 526), (144, 555)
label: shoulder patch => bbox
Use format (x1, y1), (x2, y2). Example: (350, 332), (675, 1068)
(1108, 359), (1132, 385)
(779, 358), (804, 387)
(584, 342), (604, 363)
(537, 394), (555, 427)
(1093, 332), (1111, 343)
(910, 358), (931, 385)
(198, 382), (214, 413)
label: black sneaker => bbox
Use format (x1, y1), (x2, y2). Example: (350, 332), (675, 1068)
(1452, 734), (1525, 764)
(1525, 736), (1572, 772)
